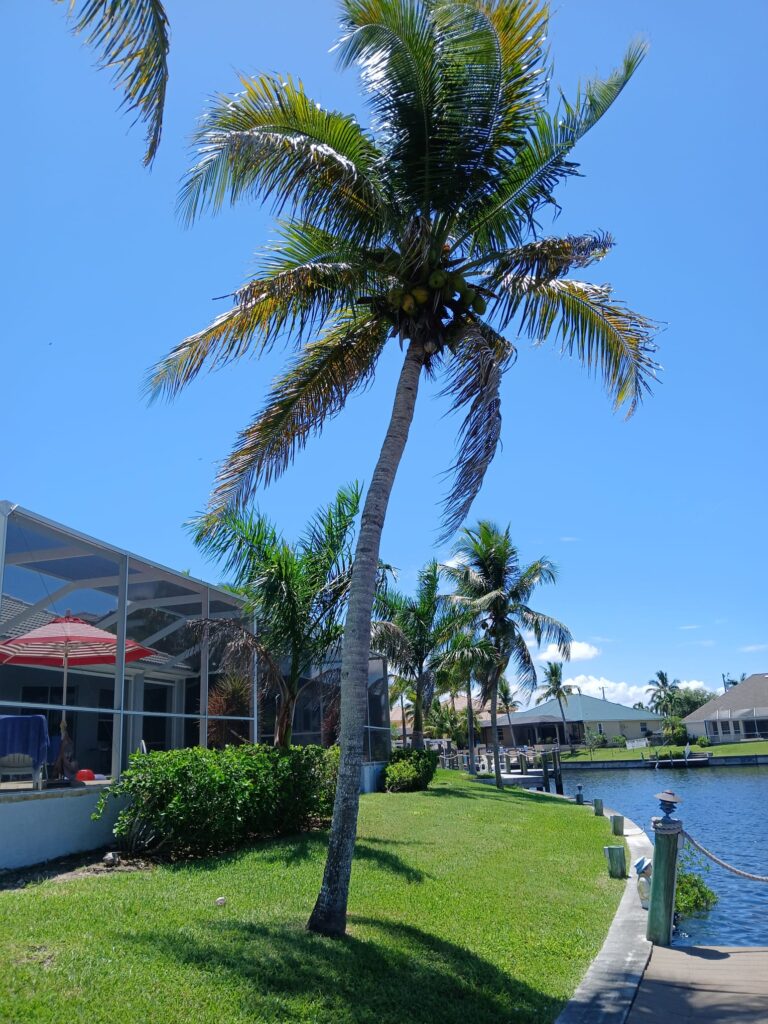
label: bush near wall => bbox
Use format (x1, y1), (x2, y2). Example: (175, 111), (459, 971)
(385, 749), (439, 792)
(95, 744), (339, 858)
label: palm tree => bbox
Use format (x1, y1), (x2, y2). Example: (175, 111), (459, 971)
(389, 674), (415, 746)
(445, 522), (571, 790)
(147, 2), (658, 936)
(194, 484), (361, 748)
(55, 0), (169, 165)
(646, 670), (681, 718)
(497, 676), (521, 719)
(372, 561), (470, 749)
(435, 626), (494, 776)
(535, 662), (580, 748)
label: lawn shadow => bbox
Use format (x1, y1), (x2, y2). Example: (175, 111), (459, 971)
(129, 914), (561, 1024)
(165, 832), (428, 884)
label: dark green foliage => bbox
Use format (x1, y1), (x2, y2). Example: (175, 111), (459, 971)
(385, 749), (439, 792)
(696, 736), (711, 747)
(608, 735), (627, 748)
(676, 845), (718, 918)
(662, 716), (688, 745)
(95, 744), (339, 857)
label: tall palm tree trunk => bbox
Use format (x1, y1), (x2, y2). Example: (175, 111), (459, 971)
(411, 688), (425, 750)
(489, 669), (503, 790)
(274, 688), (295, 749)
(466, 680), (476, 776)
(556, 696), (571, 752)
(308, 339), (425, 937)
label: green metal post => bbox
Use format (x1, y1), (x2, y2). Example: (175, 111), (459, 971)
(646, 796), (683, 946)
(593, 797), (604, 816)
(604, 845), (627, 878)
(611, 814), (624, 836)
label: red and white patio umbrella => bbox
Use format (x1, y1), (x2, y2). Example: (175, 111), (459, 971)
(0, 614), (155, 739)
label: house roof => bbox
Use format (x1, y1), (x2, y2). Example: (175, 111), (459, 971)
(682, 674), (768, 722)
(479, 693), (663, 726)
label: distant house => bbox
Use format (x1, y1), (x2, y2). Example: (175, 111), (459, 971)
(682, 673), (768, 742)
(477, 693), (663, 747)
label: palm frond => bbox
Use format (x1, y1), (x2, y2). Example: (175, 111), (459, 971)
(482, 232), (614, 286)
(65, 0), (170, 165)
(207, 312), (389, 514)
(495, 276), (660, 416)
(438, 321), (516, 540)
(178, 73), (386, 240)
(518, 607), (571, 657)
(456, 40), (648, 251)
(145, 224), (381, 402)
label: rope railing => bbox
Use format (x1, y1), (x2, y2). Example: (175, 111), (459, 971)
(683, 830), (768, 883)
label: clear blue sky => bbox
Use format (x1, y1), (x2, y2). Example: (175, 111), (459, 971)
(2, 1), (766, 706)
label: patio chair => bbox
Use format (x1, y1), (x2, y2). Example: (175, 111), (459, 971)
(0, 752), (44, 790)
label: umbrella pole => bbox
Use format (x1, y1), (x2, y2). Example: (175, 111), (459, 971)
(61, 647), (69, 739)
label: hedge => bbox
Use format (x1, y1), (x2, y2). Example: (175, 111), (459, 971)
(95, 744), (339, 858)
(385, 749), (438, 792)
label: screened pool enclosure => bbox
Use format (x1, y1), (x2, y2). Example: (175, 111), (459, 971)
(0, 502), (389, 783)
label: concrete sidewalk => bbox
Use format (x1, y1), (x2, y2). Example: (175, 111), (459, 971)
(626, 945), (768, 1023)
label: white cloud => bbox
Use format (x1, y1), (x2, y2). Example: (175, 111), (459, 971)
(564, 675), (647, 707)
(740, 643), (768, 653)
(678, 679), (714, 691)
(441, 555), (465, 569)
(537, 640), (600, 663)
(679, 624), (701, 631)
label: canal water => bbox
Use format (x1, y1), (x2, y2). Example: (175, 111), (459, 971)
(559, 766), (768, 946)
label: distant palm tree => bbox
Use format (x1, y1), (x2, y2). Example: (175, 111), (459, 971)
(536, 662), (580, 748)
(445, 522), (571, 790)
(389, 675), (415, 746)
(194, 484), (361, 748)
(435, 626), (495, 776)
(372, 561), (471, 749)
(646, 670), (681, 717)
(56, 0), (170, 165)
(147, 0), (657, 937)
(497, 676), (521, 719)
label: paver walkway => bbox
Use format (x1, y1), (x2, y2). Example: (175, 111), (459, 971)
(626, 945), (768, 1023)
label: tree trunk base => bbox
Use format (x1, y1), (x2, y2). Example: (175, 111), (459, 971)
(306, 903), (347, 938)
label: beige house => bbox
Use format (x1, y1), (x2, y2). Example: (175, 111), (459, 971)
(477, 693), (663, 747)
(682, 673), (768, 742)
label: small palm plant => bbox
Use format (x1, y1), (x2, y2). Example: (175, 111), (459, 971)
(389, 674), (415, 746)
(497, 676), (521, 719)
(147, 1), (658, 935)
(535, 661), (580, 750)
(445, 521), (571, 789)
(195, 484), (362, 748)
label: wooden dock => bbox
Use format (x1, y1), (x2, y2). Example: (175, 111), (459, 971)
(626, 945), (768, 1023)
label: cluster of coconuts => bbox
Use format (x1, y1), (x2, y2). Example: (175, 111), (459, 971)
(386, 267), (487, 320)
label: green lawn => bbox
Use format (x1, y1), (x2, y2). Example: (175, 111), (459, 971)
(562, 740), (768, 762)
(0, 771), (623, 1024)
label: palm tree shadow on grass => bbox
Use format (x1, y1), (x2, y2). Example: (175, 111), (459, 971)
(165, 833), (429, 883)
(130, 916), (561, 1024)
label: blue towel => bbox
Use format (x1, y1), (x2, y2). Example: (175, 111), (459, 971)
(0, 714), (50, 770)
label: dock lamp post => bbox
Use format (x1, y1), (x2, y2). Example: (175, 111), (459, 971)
(646, 790), (683, 946)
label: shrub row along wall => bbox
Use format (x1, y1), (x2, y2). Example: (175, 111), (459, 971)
(96, 744), (340, 858)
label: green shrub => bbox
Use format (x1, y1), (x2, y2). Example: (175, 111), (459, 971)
(94, 744), (339, 858)
(384, 760), (421, 792)
(385, 749), (438, 792)
(608, 735), (627, 748)
(662, 716), (688, 745)
(676, 845), (718, 918)
(696, 736), (711, 748)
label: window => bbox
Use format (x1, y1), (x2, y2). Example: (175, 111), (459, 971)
(640, 722), (648, 733)
(497, 727), (504, 742)
(720, 720), (731, 734)
(733, 720), (741, 734)
(597, 722), (604, 735)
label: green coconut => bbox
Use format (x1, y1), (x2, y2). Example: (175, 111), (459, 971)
(411, 285), (430, 305)
(428, 269), (448, 289)
(472, 295), (487, 315)
(387, 286), (404, 309)
(401, 293), (417, 314)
